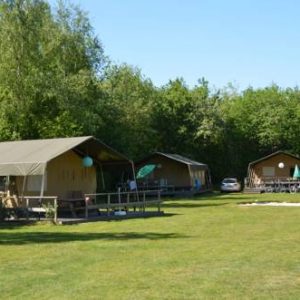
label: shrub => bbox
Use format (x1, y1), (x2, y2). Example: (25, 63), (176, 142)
(42, 203), (57, 223)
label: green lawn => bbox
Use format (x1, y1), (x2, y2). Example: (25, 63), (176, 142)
(1, 193), (300, 300)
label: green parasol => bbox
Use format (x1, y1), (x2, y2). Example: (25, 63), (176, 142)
(293, 164), (300, 179)
(136, 164), (156, 179)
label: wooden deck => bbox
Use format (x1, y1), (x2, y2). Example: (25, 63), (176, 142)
(2, 190), (163, 222)
(84, 190), (162, 218)
(244, 177), (300, 193)
(3, 211), (165, 224)
(57, 211), (165, 224)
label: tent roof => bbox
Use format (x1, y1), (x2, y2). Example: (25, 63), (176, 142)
(138, 152), (207, 167)
(0, 136), (130, 176)
(248, 150), (300, 167)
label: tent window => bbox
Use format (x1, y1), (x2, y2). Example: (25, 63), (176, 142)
(27, 174), (47, 191)
(262, 167), (275, 177)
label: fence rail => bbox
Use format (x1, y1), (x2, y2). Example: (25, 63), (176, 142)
(244, 177), (300, 193)
(84, 190), (162, 218)
(20, 196), (58, 222)
(2, 190), (162, 221)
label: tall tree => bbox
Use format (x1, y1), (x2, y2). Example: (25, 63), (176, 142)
(0, 0), (106, 140)
(98, 64), (158, 159)
(152, 78), (195, 154)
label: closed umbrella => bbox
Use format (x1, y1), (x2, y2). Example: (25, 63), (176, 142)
(293, 164), (300, 179)
(136, 164), (156, 179)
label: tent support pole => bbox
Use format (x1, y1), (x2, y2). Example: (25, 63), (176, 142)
(21, 175), (27, 200)
(6, 175), (10, 193)
(40, 169), (46, 199)
(187, 165), (193, 189)
(39, 165), (47, 218)
(100, 163), (105, 191)
(38, 165), (47, 221)
(131, 161), (139, 202)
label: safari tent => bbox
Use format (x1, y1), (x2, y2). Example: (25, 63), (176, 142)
(136, 152), (212, 194)
(245, 150), (300, 188)
(0, 136), (132, 204)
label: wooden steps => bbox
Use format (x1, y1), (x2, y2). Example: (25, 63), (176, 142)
(243, 187), (262, 194)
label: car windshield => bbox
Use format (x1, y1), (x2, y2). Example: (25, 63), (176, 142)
(222, 178), (237, 183)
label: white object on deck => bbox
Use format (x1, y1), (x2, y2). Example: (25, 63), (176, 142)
(114, 210), (127, 216)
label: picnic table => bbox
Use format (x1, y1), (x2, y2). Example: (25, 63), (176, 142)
(58, 198), (87, 218)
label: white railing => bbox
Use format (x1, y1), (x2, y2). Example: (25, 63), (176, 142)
(20, 196), (58, 222)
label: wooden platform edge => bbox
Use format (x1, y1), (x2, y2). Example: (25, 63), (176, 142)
(58, 211), (165, 225)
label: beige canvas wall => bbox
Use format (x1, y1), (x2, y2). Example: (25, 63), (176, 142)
(138, 156), (192, 187)
(16, 150), (97, 199)
(189, 165), (208, 187)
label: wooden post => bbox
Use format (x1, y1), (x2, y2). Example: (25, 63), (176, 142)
(157, 190), (160, 212)
(26, 197), (29, 220)
(143, 191), (146, 213)
(126, 192), (130, 212)
(107, 194), (110, 216)
(85, 197), (89, 219)
(118, 187), (121, 211)
(54, 197), (57, 223)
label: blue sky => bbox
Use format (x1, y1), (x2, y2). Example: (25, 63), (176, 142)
(65, 0), (300, 90)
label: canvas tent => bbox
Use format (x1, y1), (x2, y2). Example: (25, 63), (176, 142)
(0, 136), (132, 201)
(246, 150), (300, 187)
(136, 152), (212, 194)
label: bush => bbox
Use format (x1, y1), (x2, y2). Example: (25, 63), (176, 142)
(42, 203), (57, 223)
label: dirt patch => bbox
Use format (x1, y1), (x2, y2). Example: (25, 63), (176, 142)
(240, 202), (300, 207)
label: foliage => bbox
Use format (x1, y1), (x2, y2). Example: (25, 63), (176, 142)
(98, 64), (159, 158)
(1, 1), (300, 183)
(42, 202), (56, 222)
(0, 0), (106, 140)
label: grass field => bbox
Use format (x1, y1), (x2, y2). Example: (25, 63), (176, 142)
(1, 193), (300, 300)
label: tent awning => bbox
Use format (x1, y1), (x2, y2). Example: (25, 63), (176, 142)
(0, 136), (130, 176)
(0, 162), (47, 176)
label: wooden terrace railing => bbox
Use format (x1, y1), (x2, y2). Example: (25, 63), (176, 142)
(84, 190), (162, 218)
(2, 191), (162, 221)
(244, 177), (300, 193)
(20, 196), (58, 222)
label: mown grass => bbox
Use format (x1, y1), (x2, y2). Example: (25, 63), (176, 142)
(0, 193), (300, 299)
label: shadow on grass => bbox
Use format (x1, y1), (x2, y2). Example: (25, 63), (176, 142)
(0, 213), (179, 228)
(164, 192), (250, 203)
(0, 231), (187, 245)
(181, 193), (251, 202)
(0, 221), (36, 230)
(162, 202), (229, 208)
(210, 195), (252, 201)
(100, 212), (180, 222)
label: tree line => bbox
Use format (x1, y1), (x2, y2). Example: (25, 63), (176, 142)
(1, 0), (300, 182)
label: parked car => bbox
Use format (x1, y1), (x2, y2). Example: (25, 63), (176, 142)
(220, 178), (241, 192)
